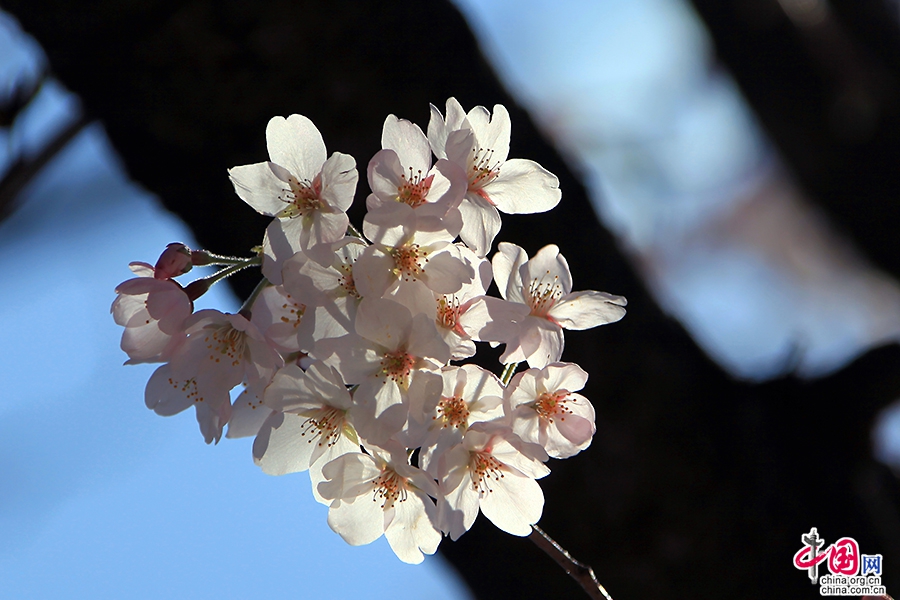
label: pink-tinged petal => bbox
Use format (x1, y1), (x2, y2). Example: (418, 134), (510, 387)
(367, 149), (406, 203)
(437, 446), (480, 540)
(485, 158), (561, 215)
(266, 115), (326, 180)
(387, 279), (438, 319)
(120, 322), (183, 363)
(310, 210), (350, 250)
(506, 369), (542, 411)
(430, 159), (468, 208)
(352, 249), (397, 300)
(421, 248), (473, 295)
(226, 387), (271, 439)
(407, 313), (451, 365)
(427, 98), (468, 159)
(492, 242), (529, 303)
(228, 161), (291, 216)
(144, 365), (193, 416)
(526, 244), (573, 296)
(354, 298), (412, 351)
(503, 316), (564, 369)
(466, 103), (511, 163)
(381, 115), (432, 174)
(385, 491), (441, 564)
(467, 296), (529, 343)
(319, 453), (381, 500)
(318, 151), (357, 212)
(445, 128), (476, 172)
(195, 398), (231, 444)
(362, 203), (415, 247)
(458, 193), (502, 258)
(349, 383), (408, 446)
(553, 412), (596, 458)
(550, 290), (627, 330)
(542, 363), (588, 393)
(261, 219), (302, 285)
(479, 470), (544, 536)
(128, 262), (155, 276)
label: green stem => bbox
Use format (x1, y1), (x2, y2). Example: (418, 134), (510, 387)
(192, 249), (259, 266)
(346, 222), (367, 243)
(185, 255), (262, 301)
(500, 362), (519, 385)
(239, 277), (270, 318)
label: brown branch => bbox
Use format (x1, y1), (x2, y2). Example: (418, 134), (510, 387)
(0, 110), (89, 223)
(529, 525), (613, 600)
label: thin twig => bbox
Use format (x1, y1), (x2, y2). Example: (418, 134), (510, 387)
(0, 111), (89, 222)
(529, 525), (613, 600)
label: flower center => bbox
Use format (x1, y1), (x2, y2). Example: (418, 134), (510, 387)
(300, 407), (345, 447)
(468, 147), (501, 195)
(371, 468), (408, 510)
(279, 293), (306, 329)
(337, 262), (361, 298)
(527, 274), (563, 318)
(396, 167), (434, 208)
(204, 324), (246, 367)
(435, 395), (470, 429)
(470, 451), (505, 494)
(535, 390), (573, 423)
(436, 295), (465, 335)
(276, 175), (322, 218)
(391, 244), (428, 281)
(379, 350), (416, 387)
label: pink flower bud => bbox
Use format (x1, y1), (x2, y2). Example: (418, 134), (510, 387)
(154, 243), (193, 279)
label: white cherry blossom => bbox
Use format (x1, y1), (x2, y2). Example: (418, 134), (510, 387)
(431, 422), (549, 540)
(317, 443), (442, 564)
(314, 298), (448, 444)
(253, 361), (360, 503)
(229, 115), (358, 279)
(428, 98), (562, 256)
(112, 262), (191, 364)
(491, 242), (627, 368)
(281, 236), (366, 342)
(144, 310), (282, 443)
(354, 205), (475, 318)
(407, 364), (505, 455)
(507, 363), (596, 458)
(367, 115), (467, 232)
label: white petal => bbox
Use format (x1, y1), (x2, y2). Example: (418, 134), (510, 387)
(228, 161), (290, 216)
(491, 242), (529, 302)
(480, 471), (544, 536)
(226, 387), (272, 439)
(384, 490), (441, 564)
(252, 412), (317, 475)
(319, 152), (358, 212)
(458, 194), (501, 258)
(266, 115), (326, 180)
(485, 159), (560, 215)
(380, 115), (431, 174)
(551, 291), (627, 330)
(526, 244), (572, 296)
(466, 104), (511, 163)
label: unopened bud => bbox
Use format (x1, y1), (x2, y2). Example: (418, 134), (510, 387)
(154, 243), (193, 279)
(184, 278), (212, 301)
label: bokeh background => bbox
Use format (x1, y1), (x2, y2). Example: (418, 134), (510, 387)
(3, 0), (900, 597)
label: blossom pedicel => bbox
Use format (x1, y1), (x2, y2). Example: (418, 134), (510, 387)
(112, 98), (626, 564)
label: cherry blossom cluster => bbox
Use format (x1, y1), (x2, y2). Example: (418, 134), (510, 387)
(112, 98), (626, 563)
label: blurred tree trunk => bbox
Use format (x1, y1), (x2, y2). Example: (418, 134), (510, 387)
(6, 1), (900, 597)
